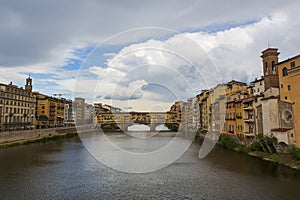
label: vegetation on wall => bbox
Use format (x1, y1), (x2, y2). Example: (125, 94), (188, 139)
(288, 147), (300, 160)
(164, 123), (178, 131)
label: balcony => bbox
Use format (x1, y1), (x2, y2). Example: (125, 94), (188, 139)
(243, 106), (253, 110)
(244, 117), (254, 122)
(244, 132), (255, 137)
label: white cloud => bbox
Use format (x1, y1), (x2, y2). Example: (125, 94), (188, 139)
(85, 10), (300, 109)
(2, 1), (300, 109)
(104, 80), (148, 100)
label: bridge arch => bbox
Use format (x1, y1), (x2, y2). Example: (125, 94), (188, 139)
(128, 124), (150, 132)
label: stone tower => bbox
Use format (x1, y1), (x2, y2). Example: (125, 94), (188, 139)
(25, 76), (32, 92)
(261, 48), (280, 90)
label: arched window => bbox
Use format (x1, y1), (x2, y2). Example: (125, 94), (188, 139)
(282, 67), (288, 76)
(272, 61), (276, 72)
(265, 62), (268, 75)
(282, 109), (293, 123)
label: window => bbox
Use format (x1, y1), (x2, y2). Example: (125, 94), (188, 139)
(291, 61), (295, 68)
(272, 61), (276, 72)
(282, 67), (288, 76)
(285, 96), (287, 100)
(282, 109), (293, 123)
(265, 62), (269, 75)
(288, 85), (291, 91)
(281, 84), (283, 88)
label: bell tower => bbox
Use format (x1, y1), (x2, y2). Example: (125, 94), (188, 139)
(25, 76), (32, 92)
(261, 48), (280, 90)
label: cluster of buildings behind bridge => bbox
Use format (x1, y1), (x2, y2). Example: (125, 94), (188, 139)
(168, 48), (300, 148)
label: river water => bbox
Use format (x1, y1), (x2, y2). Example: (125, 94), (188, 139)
(0, 132), (300, 200)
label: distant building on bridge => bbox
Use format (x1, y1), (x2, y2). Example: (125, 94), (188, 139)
(93, 110), (176, 132)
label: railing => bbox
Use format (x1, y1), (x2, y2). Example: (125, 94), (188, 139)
(243, 106), (253, 110)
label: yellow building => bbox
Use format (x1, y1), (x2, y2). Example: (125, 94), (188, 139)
(223, 81), (248, 138)
(277, 54), (300, 147)
(0, 77), (35, 131)
(243, 97), (255, 144)
(235, 99), (244, 138)
(94, 112), (131, 126)
(197, 90), (211, 133)
(169, 101), (183, 125)
(33, 92), (66, 128)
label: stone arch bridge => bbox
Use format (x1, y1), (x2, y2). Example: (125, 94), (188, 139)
(94, 112), (177, 132)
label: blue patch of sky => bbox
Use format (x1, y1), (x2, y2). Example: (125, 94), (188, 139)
(183, 18), (260, 34)
(20, 72), (50, 79)
(79, 44), (124, 68)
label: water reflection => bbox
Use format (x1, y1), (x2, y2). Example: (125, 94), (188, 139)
(0, 134), (300, 199)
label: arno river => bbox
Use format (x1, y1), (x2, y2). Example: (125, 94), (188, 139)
(1, 132), (300, 200)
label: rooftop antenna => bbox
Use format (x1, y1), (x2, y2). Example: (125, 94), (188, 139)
(267, 41), (271, 48)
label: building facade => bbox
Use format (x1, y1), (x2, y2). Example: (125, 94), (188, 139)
(33, 92), (66, 128)
(277, 54), (300, 147)
(0, 77), (35, 131)
(260, 48), (294, 146)
(74, 97), (85, 125)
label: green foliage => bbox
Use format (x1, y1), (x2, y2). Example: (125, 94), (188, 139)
(264, 136), (278, 145)
(219, 135), (238, 150)
(288, 147), (300, 160)
(249, 134), (277, 152)
(164, 123), (178, 131)
(256, 133), (263, 139)
(237, 145), (249, 153)
(250, 141), (263, 151)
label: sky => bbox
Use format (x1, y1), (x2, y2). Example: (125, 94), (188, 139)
(1, 0), (300, 111)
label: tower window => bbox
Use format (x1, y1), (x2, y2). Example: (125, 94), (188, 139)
(265, 62), (268, 75)
(272, 61), (276, 72)
(291, 61), (295, 68)
(288, 85), (291, 91)
(282, 67), (288, 76)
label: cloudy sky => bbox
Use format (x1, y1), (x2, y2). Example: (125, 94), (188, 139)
(1, 0), (300, 111)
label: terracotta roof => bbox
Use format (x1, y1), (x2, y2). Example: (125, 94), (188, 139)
(261, 96), (279, 101)
(242, 97), (254, 103)
(235, 99), (243, 103)
(271, 128), (293, 132)
(277, 54), (300, 65)
(251, 77), (264, 83)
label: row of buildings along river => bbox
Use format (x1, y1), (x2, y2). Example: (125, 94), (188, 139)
(167, 47), (300, 148)
(1, 47), (300, 150)
(0, 76), (97, 131)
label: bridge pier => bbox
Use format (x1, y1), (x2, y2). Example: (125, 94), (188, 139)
(119, 124), (128, 132)
(150, 123), (156, 132)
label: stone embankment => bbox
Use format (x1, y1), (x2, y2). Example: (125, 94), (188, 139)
(0, 127), (81, 148)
